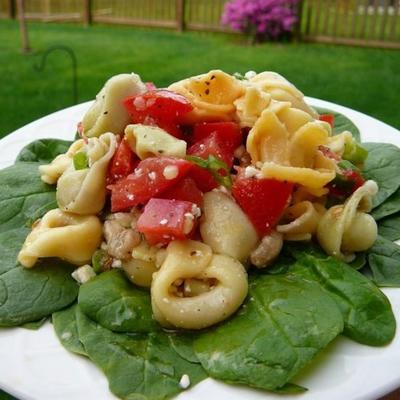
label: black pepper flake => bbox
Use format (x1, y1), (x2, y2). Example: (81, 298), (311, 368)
(205, 81), (210, 86)
(210, 75), (216, 80)
(158, 150), (164, 154)
(103, 111), (108, 115)
(205, 89), (210, 95)
(190, 251), (196, 256)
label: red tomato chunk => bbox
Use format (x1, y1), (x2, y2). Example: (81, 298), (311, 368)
(192, 122), (242, 151)
(107, 137), (138, 185)
(319, 114), (335, 128)
(161, 177), (204, 208)
(137, 198), (198, 245)
(123, 90), (193, 138)
(109, 157), (192, 212)
(232, 176), (294, 236)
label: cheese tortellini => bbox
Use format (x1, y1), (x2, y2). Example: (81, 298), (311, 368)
(246, 103), (336, 189)
(82, 73), (146, 137)
(125, 124), (186, 159)
(248, 71), (319, 119)
(169, 70), (245, 123)
(151, 240), (248, 329)
(57, 132), (117, 215)
(277, 201), (325, 241)
(317, 180), (378, 261)
(39, 140), (84, 184)
(18, 209), (102, 268)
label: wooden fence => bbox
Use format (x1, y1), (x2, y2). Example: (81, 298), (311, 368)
(1, 0), (399, 48)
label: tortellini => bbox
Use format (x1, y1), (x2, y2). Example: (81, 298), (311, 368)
(122, 241), (161, 288)
(82, 73), (146, 137)
(18, 209), (102, 268)
(168, 70), (245, 123)
(39, 140), (84, 184)
(125, 124), (186, 159)
(151, 240), (248, 329)
(56, 132), (117, 215)
(277, 201), (325, 241)
(200, 190), (259, 262)
(317, 180), (379, 261)
(246, 104), (336, 189)
(248, 71), (319, 119)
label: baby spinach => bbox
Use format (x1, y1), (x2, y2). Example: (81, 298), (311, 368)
(78, 270), (158, 333)
(371, 189), (400, 221)
(16, 138), (72, 163)
(378, 214), (400, 241)
(288, 246), (396, 346)
(368, 235), (400, 287)
(0, 160), (78, 326)
(363, 143), (400, 208)
(314, 107), (360, 141)
(193, 274), (343, 392)
(53, 304), (87, 356)
(76, 307), (207, 400)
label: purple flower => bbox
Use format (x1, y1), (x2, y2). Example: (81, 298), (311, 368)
(221, 0), (299, 41)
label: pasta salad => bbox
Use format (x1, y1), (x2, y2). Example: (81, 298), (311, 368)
(3, 69), (399, 399)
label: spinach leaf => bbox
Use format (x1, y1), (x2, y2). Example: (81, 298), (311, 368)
(76, 307), (207, 400)
(0, 259), (78, 326)
(0, 163), (57, 233)
(371, 189), (400, 221)
(193, 274), (343, 392)
(21, 317), (48, 330)
(378, 214), (400, 241)
(288, 246), (396, 346)
(53, 303), (87, 356)
(0, 161), (78, 326)
(78, 270), (158, 333)
(368, 235), (400, 287)
(16, 139), (71, 163)
(363, 143), (400, 208)
(314, 107), (360, 141)
(349, 252), (367, 270)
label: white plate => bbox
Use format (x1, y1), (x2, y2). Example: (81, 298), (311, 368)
(0, 99), (399, 400)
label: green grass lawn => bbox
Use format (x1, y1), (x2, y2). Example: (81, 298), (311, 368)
(0, 19), (399, 138)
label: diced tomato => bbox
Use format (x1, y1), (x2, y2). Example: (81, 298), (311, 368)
(192, 122), (242, 151)
(107, 138), (139, 185)
(319, 114), (335, 128)
(232, 176), (294, 236)
(109, 157), (192, 212)
(187, 165), (218, 192)
(77, 121), (84, 136)
(123, 90), (193, 138)
(188, 132), (234, 168)
(327, 168), (365, 199)
(137, 198), (198, 245)
(161, 177), (204, 208)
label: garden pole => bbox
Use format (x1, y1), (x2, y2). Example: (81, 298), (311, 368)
(83, 0), (92, 26)
(16, 0), (31, 53)
(176, 0), (186, 32)
(7, 0), (16, 19)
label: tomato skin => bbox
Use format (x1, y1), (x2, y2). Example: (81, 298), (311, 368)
(123, 90), (193, 138)
(232, 177), (294, 236)
(137, 198), (197, 245)
(107, 138), (139, 185)
(161, 177), (204, 208)
(192, 122), (242, 151)
(187, 165), (218, 192)
(188, 132), (234, 168)
(319, 114), (335, 128)
(109, 157), (192, 212)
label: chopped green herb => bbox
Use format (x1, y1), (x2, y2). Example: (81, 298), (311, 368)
(186, 155), (232, 188)
(91, 249), (110, 274)
(73, 152), (88, 170)
(343, 140), (368, 165)
(233, 72), (247, 81)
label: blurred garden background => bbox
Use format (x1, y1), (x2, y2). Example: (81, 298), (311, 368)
(0, 0), (399, 139)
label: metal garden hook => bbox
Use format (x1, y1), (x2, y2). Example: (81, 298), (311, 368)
(34, 45), (78, 105)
